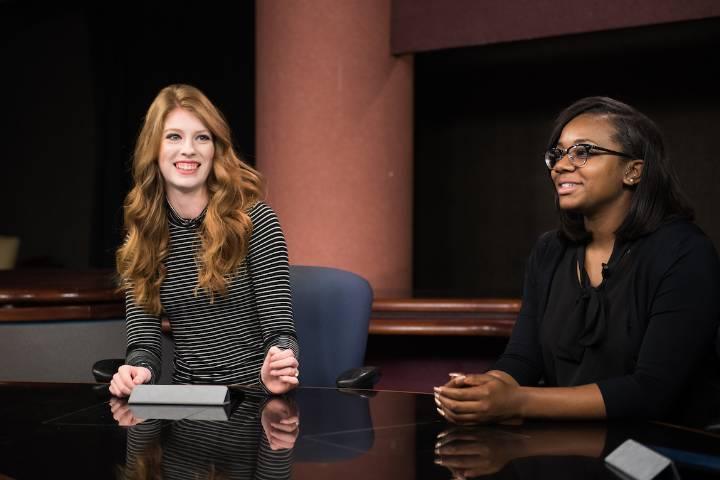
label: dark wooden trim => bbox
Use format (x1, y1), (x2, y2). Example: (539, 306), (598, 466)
(369, 317), (516, 336)
(370, 298), (519, 337)
(373, 298), (520, 313)
(1, 270), (519, 336)
(0, 269), (120, 305)
(0, 289), (120, 305)
(0, 304), (124, 322)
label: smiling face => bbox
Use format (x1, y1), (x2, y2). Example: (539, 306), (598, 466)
(550, 113), (635, 218)
(158, 107), (215, 201)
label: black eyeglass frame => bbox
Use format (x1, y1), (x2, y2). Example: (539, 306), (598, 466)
(545, 143), (633, 170)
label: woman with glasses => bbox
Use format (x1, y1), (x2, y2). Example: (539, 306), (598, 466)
(435, 97), (720, 425)
(109, 84), (299, 397)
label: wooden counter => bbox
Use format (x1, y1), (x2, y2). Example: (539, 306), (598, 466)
(0, 269), (519, 336)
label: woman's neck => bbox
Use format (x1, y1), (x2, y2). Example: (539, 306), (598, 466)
(583, 196), (632, 250)
(166, 190), (208, 220)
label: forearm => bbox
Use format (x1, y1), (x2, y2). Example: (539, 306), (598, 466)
(517, 383), (606, 419)
(247, 204), (298, 359)
(125, 349), (161, 383)
(125, 291), (163, 383)
(267, 334), (299, 359)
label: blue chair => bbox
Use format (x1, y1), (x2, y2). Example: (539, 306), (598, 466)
(290, 265), (374, 387)
(93, 265), (378, 388)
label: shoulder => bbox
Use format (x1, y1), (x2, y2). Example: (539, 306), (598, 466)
(247, 202), (286, 240)
(530, 230), (568, 264)
(247, 201), (280, 225)
(642, 220), (718, 259)
(638, 220), (720, 282)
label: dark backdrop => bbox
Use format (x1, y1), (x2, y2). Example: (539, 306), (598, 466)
(0, 1), (255, 268)
(413, 18), (720, 296)
(2, 2), (719, 299)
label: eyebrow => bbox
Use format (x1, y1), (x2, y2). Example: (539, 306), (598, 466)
(162, 128), (211, 135)
(556, 138), (597, 147)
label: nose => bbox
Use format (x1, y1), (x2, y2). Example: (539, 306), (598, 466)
(552, 152), (576, 173)
(180, 138), (196, 157)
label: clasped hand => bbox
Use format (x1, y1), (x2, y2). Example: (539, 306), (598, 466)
(109, 346), (299, 398)
(109, 365), (152, 398)
(434, 426), (530, 478)
(260, 346), (299, 394)
(261, 397), (300, 451)
(434, 371), (523, 425)
(109, 397), (145, 427)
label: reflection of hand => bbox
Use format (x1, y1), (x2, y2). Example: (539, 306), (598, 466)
(260, 347), (299, 394)
(435, 371), (522, 425)
(434, 426), (529, 478)
(434, 423), (607, 479)
(109, 364), (152, 397)
(261, 398), (299, 451)
(109, 397), (145, 426)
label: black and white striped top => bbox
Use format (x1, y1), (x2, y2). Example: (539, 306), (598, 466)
(125, 393), (293, 479)
(125, 202), (298, 387)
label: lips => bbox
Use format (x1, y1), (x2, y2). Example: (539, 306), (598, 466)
(174, 161), (200, 174)
(556, 180), (582, 195)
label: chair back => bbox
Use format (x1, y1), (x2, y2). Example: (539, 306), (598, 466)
(289, 265), (373, 387)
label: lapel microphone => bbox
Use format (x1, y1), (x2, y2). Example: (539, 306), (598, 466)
(601, 247), (632, 279)
(601, 262), (611, 278)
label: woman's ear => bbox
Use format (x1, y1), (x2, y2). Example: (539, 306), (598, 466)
(623, 160), (644, 186)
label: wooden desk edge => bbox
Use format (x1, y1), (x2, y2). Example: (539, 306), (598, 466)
(1, 298), (519, 337)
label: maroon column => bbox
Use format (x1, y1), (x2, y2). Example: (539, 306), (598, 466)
(256, 0), (414, 296)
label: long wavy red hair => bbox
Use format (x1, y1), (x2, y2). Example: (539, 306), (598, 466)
(116, 84), (264, 315)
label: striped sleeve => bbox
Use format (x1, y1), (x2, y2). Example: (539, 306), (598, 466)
(125, 289), (163, 383)
(247, 203), (299, 360)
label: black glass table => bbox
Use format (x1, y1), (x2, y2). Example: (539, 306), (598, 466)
(0, 382), (719, 479)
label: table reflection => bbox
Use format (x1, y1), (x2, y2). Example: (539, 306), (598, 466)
(431, 420), (720, 480)
(111, 391), (298, 480)
(433, 423), (608, 478)
(1, 383), (718, 479)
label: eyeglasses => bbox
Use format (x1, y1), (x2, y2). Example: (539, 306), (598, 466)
(545, 143), (632, 170)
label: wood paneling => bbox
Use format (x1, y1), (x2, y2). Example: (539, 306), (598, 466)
(0, 270), (518, 335)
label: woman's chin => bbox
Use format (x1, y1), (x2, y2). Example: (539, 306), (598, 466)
(558, 200), (583, 213)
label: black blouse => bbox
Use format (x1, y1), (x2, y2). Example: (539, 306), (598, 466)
(493, 220), (720, 422)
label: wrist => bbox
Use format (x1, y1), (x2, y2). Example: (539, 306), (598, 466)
(515, 386), (531, 418)
(136, 364), (154, 383)
(486, 370), (519, 386)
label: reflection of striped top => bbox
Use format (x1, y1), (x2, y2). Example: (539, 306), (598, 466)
(125, 394), (293, 479)
(125, 202), (298, 387)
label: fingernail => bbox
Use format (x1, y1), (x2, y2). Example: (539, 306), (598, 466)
(433, 386), (440, 393)
(434, 458), (443, 465)
(449, 372), (462, 377)
(436, 407), (445, 417)
(437, 430), (448, 438)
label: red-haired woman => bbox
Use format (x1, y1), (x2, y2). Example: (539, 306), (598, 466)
(110, 84), (298, 397)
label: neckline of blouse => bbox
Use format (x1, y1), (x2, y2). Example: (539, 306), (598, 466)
(166, 200), (208, 228)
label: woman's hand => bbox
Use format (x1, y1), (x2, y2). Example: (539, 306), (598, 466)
(261, 397), (300, 450)
(434, 423), (608, 478)
(434, 371), (524, 425)
(109, 397), (145, 426)
(260, 346), (299, 394)
(434, 426), (530, 477)
(109, 365), (152, 397)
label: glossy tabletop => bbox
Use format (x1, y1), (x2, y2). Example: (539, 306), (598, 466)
(0, 382), (719, 479)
